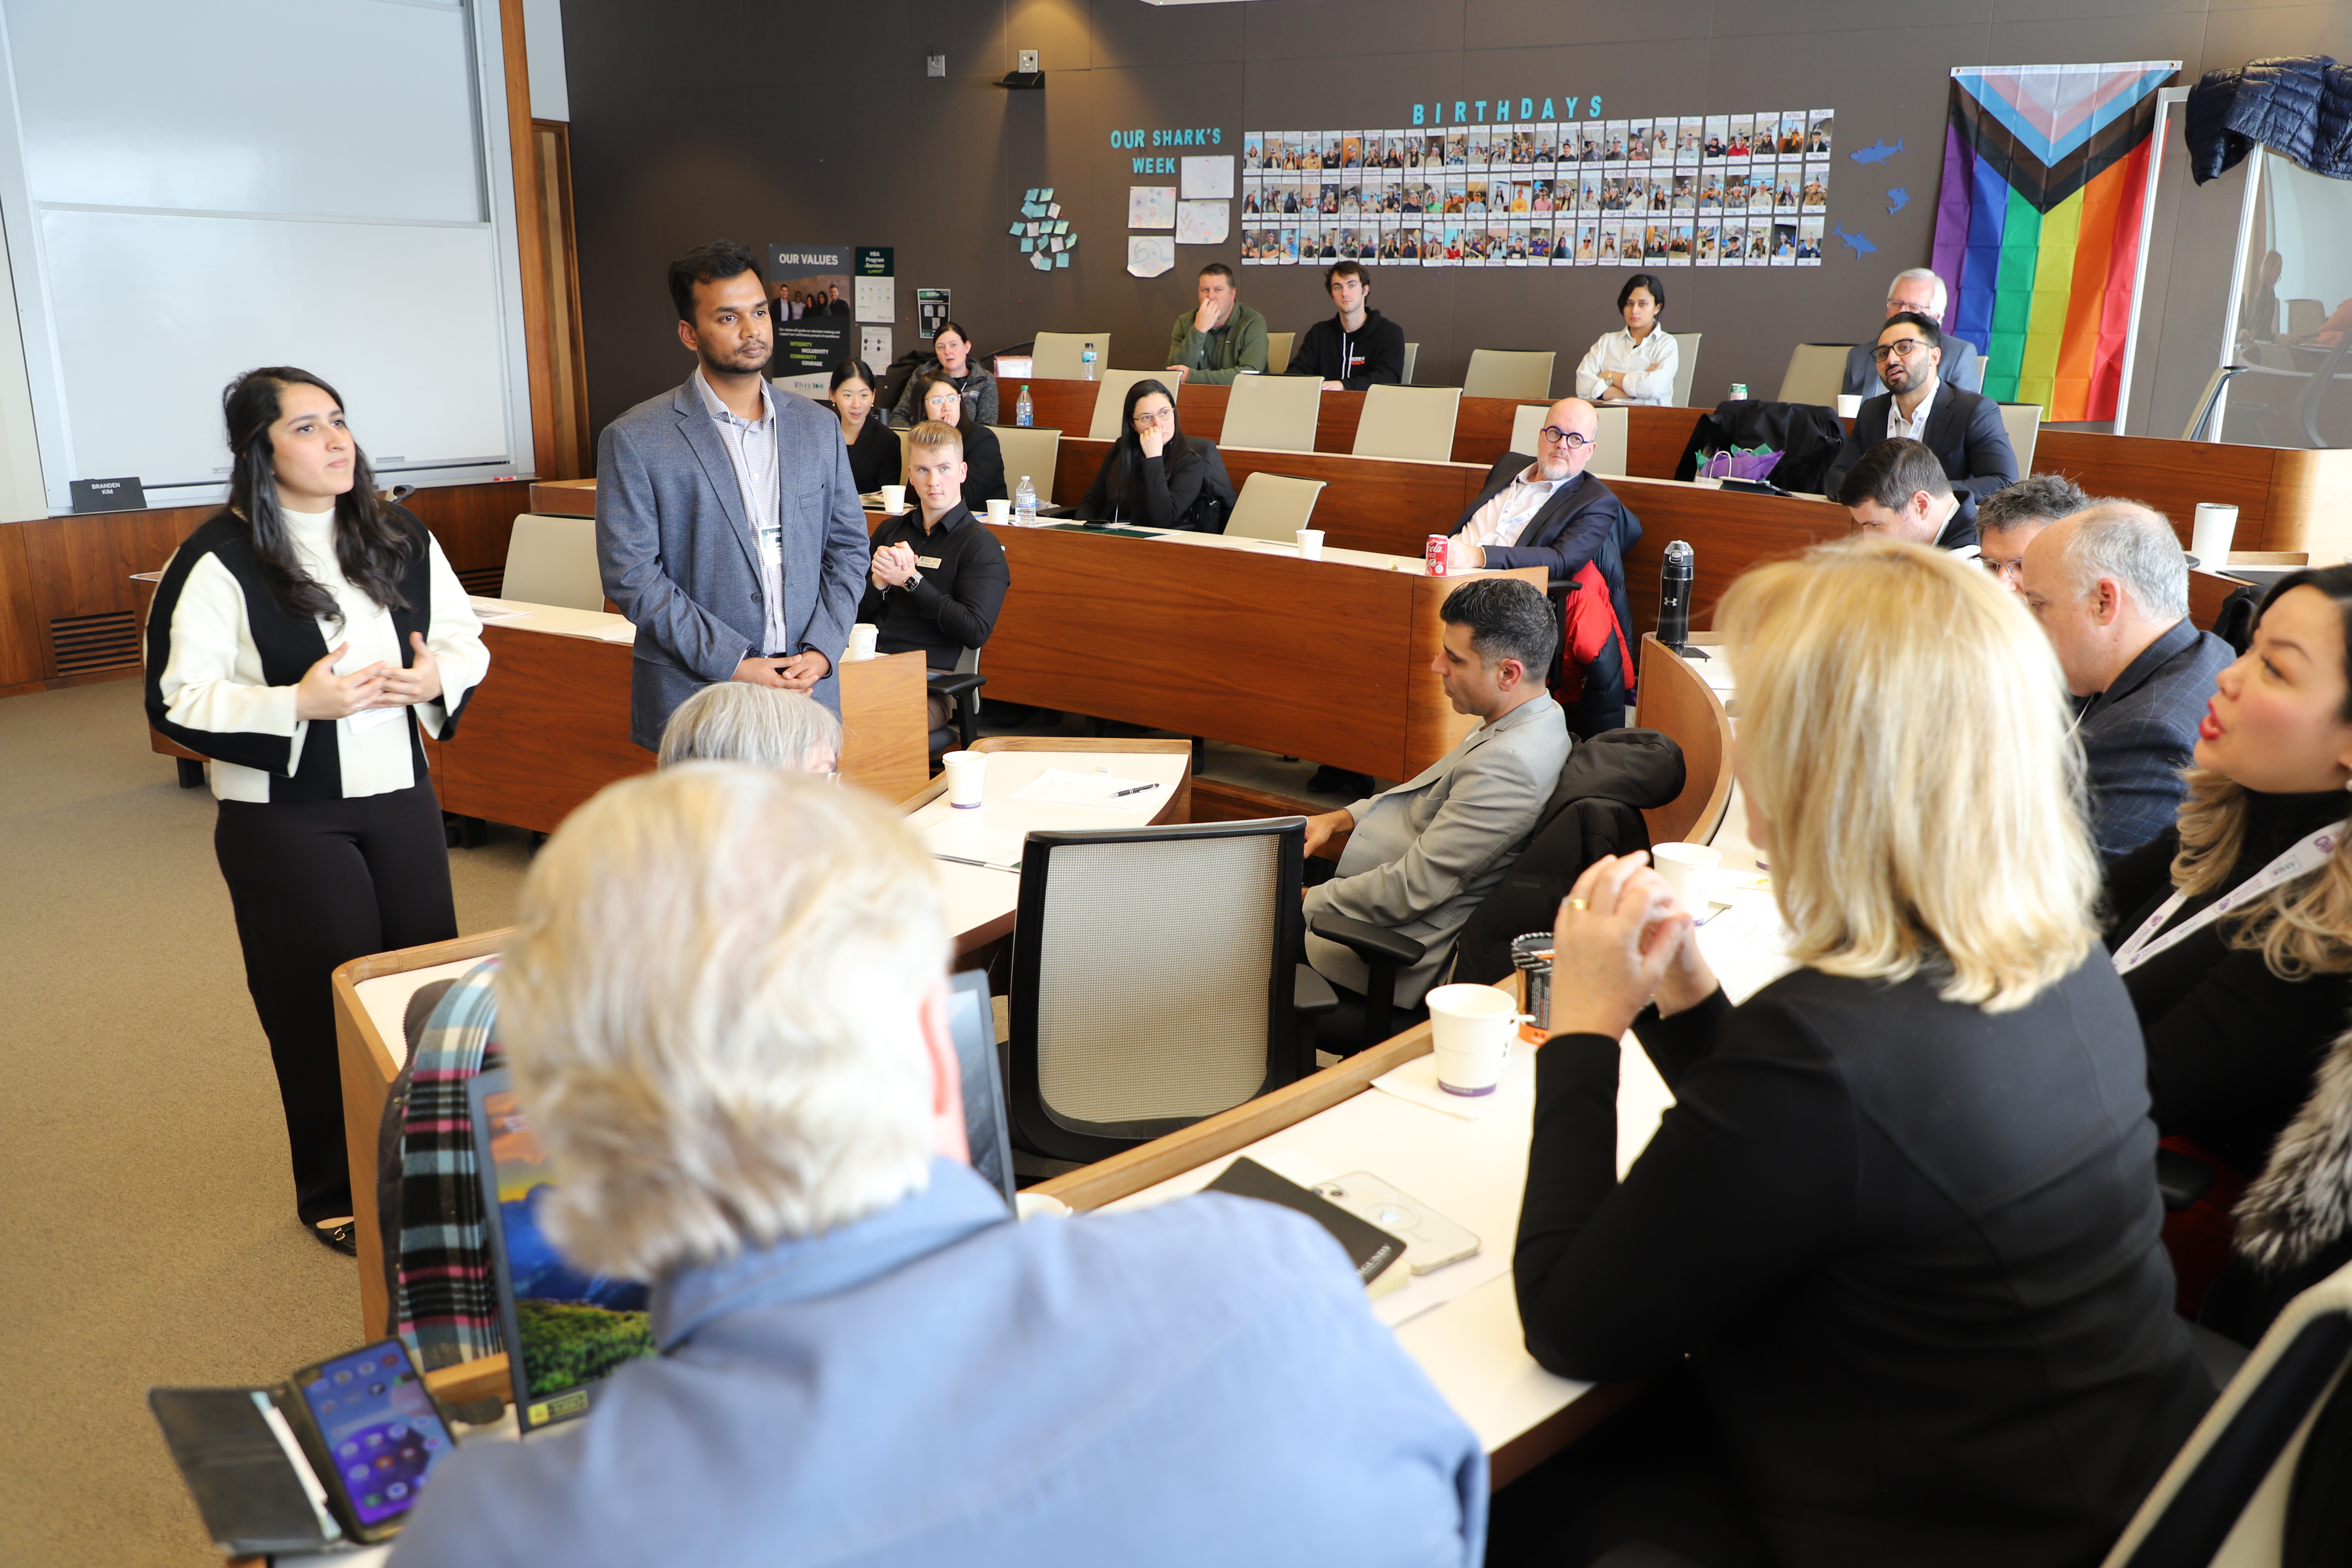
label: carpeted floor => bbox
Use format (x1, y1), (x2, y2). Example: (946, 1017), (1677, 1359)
(0, 677), (533, 1568)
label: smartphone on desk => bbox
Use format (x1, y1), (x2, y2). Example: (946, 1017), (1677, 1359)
(1312, 1173), (1479, 1274)
(284, 1337), (458, 1544)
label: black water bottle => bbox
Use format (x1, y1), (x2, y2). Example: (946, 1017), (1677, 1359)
(1658, 540), (1696, 653)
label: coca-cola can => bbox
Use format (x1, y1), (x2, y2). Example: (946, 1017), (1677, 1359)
(1426, 535), (1449, 575)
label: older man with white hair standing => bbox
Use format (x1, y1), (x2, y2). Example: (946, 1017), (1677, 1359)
(2019, 500), (2234, 858)
(388, 766), (1488, 1568)
(1841, 266), (1986, 396)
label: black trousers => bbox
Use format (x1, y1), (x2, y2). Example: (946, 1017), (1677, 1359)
(1486, 1370), (1766, 1568)
(214, 782), (456, 1227)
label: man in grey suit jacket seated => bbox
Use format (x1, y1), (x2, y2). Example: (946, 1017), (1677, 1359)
(2019, 500), (2235, 858)
(596, 239), (870, 749)
(390, 767), (1488, 1567)
(1822, 312), (2017, 527)
(1302, 577), (1574, 1008)
(1840, 266), (1985, 397)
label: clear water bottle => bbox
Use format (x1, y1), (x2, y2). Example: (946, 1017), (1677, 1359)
(1016, 384), (1034, 427)
(1014, 476), (1037, 526)
(1080, 342), (1098, 381)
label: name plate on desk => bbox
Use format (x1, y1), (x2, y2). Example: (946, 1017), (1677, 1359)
(69, 476), (146, 513)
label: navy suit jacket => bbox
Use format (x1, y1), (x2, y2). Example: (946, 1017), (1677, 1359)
(1822, 382), (2018, 524)
(2079, 618), (2236, 859)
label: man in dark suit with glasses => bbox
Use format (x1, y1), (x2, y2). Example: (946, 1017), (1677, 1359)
(1823, 312), (2017, 525)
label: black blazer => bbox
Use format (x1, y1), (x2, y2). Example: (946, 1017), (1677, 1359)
(857, 504), (1012, 669)
(947, 421), (1006, 510)
(1517, 965), (2211, 1566)
(840, 414), (898, 494)
(1822, 381), (2018, 522)
(1076, 439), (1237, 531)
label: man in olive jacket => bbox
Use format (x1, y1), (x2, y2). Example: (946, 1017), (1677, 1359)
(1165, 262), (1268, 386)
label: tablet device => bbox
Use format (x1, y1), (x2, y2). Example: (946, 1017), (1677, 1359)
(949, 968), (1017, 1208)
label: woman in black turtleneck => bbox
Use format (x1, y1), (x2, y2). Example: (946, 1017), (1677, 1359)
(2104, 565), (2352, 1341)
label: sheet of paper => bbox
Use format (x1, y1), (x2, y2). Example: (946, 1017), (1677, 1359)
(860, 325), (892, 364)
(1176, 199), (1230, 245)
(1373, 1251), (1511, 1329)
(1181, 154), (1235, 199)
(1371, 1052), (1501, 1121)
(919, 817), (1027, 871)
(853, 275), (893, 323)
(1129, 185), (1176, 229)
(1128, 235), (1175, 277)
(466, 597), (531, 622)
(1009, 767), (1164, 809)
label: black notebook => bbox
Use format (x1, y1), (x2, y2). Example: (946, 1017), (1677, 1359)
(1206, 1156), (1409, 1297)
(147, 1387), (342, 1556)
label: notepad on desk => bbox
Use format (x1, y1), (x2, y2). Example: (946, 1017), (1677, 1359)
(919, 817), (1026, 872)
(1009, 768), (1163, 808)
(466, 596), (532, 623)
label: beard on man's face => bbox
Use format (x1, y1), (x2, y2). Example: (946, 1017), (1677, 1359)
(699, 329), (773, 378)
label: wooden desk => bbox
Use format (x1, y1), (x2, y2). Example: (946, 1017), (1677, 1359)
(1634, 633), (1736, 846)
(331, 738), (1192, 1344)
(429, 603), (928, 833)
(981, 524), (1544, 780)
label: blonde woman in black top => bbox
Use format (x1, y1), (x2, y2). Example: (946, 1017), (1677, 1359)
(146, 368), (488, 1254)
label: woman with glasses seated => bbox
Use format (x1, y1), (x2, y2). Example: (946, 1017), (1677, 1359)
(1440, 397), (1643, 736)
(1073, 378), (1236, 533)
(1576, 271), (1678, 406)
(904, 375), (1006, 511)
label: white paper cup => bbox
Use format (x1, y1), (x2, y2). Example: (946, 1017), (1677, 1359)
(1834, 394), (1863, 419)
(1426, 983), (1523, 1096)
(2191, 503), (2239, 569)
(1014, 1191), (1070, 1221)
(942, 750), (987, 808)
(1296, 528), (1325, 560)
(880, 484), (907, 513)
(986, 497), (1011, 523)
(846, 623), (880, 662)
(1651, 842), (1723, 912)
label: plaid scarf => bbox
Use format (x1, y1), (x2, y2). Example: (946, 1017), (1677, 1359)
(392, 958), (505, 1370)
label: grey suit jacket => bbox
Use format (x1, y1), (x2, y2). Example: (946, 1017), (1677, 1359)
(2078, 618), (2235, 859)
(596, 374), (871, 749)
(1305, 693), (1573, 1005)
(1842, 334), (1985, 396)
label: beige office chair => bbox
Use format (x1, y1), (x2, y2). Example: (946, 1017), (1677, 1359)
(989, 426), (1061, 503)
(1220, 374), (1321, 453)
(894, 426), (910, 484)
(1505, 403), (1626, 476)
(1086, 368), (1161, 440)
(1507, 403), (1548, 456)
(1777, 343), (1852, 406)
(1463, 349), (1556, 400)
(1266, 331), (1295, 375)
(2098, 1256), (2352, 1568)
(1352, 384), (1461, 461)
(1031, 332), (1110, 381)
(1222, 472), (1327, 542)
(499, 514), (603, 611)
(1402, 342), (1419, 384)
(1670, 332), (1702, 407)
(2286, 297), (2325, 338)
(1998, 402), (2041, 474)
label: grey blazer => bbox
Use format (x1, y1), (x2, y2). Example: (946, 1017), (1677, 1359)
(1305, 693), (1573, 1005)
(596, 375), (872, 749)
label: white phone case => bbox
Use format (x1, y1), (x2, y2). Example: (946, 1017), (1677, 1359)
(1313, 1172), (1479, 1274)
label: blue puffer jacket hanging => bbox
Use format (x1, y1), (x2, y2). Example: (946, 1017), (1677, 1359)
(2186, 54), (2352, 184)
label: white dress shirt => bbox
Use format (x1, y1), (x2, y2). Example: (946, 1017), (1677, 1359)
(1576, 326), (1679, 406)
(1456, 466), (1563, 550)
(695, 367), (787, 655)
(1886, 379), (1938, 443)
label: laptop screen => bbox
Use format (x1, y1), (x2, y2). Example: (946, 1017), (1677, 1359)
(949, 969), (1016, 1208)
(469, 1068), (657, 1434)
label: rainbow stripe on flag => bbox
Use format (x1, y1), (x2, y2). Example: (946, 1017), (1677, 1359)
(1931, 62), (2177, 422)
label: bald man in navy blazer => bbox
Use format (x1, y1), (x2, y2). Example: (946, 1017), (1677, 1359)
(597, 241), (869, 750)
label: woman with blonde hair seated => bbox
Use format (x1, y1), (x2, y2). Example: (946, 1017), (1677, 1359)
(2106, 563), (2352, 1342)
(1490, 539), (2210, 1568)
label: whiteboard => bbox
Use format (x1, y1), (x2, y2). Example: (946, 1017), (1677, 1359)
(0, 0), (531, 511)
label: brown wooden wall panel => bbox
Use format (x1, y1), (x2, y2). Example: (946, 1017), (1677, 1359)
(1615, 479), (1850, 633)
(2030, 432), (2285, 551)
(0, 524), (42, 691)
(2268, 447), (2352, 565)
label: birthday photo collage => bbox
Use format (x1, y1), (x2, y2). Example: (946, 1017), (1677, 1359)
(1239, 111), (1831, 268)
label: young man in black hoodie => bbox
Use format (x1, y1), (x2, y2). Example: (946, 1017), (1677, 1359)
(1287, 261), (1407, 391)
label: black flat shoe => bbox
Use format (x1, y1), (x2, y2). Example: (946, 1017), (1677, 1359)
(310, 1220), (358, 1257)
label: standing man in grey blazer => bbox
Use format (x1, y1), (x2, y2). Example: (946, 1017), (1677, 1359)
(1302, 577), (1573, 1009)
(597, 239), (870, 750)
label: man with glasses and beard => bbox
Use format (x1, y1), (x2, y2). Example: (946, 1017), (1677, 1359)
(1441, 397), (1643, 735)
(596, 239), (870, 749)
(1822, 311), (2016, 527)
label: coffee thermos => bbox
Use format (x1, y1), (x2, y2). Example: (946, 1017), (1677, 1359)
(1658, 540), (1695, 652)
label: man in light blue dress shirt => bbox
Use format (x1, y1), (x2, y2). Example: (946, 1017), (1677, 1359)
(390, 766), (1486, 1568)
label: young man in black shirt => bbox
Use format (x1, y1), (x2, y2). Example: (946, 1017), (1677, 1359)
(859, 421), (1011, 733)
(1287, 261), (1407, 391)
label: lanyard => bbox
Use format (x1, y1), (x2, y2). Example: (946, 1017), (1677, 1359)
(2111, 819), (2348, 974)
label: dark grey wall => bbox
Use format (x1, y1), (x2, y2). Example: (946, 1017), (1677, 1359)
(561, 0), (2350, 443)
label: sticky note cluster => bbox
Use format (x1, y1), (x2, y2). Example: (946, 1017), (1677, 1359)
(1011, 187), (1077, 272)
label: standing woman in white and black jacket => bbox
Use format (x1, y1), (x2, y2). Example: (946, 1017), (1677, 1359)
(145, 367), (488, 1256)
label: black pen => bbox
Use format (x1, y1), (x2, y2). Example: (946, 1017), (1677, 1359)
(1111, 783), (1155, 798)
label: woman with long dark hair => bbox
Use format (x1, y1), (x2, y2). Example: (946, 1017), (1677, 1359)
(828, 358), (897, 494)
(145, 367), (488, 1255)
(1074, 378), (1236, 532)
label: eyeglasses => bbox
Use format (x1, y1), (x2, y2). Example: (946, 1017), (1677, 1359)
(1870, 338), (1929, 363)
(1539, 426), (1594, 449)
(1132, 407), (1174, 428)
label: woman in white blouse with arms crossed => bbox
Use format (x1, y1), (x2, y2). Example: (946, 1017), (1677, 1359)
(145, 368), (488, 1255)
(1576, 272), (1679, 406)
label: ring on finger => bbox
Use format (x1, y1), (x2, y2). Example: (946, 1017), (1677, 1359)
(1566, 897), (1590, 911)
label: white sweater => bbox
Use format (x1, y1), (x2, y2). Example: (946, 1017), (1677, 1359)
(156, 507), (487, 802)
(1574, 327), (1680, 406)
